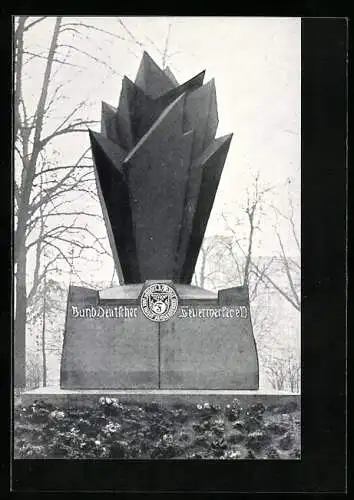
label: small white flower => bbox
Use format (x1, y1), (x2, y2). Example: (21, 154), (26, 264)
(50, 410), (65, 419)
(197, 404), (203, 410)
(95, 440), (101, 446)
(104, 422), (121, 433)
(249, 430), (263, 438)
(203, 402), (210, 409)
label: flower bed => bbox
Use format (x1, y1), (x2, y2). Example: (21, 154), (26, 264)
(14, 397), (300, 459)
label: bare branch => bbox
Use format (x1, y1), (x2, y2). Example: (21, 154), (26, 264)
(289, 198), (300, 252)
(43, 78), (76, 118)
(23, 16), (47, 33)
(41, 240), (88, 285)
(252, 260), (300, 311)
(57, 43), (121, 76)
(27, 221), (108, 257)
(40, 122), (96, 148)
(29, 147), (92, 215)
(61, 21), (134, 45)
(30, 17), (62, 167)
(27, 253), (59, 306)
(37, 83), (94, 143)
(271, 201), (300, 252)
(23, 50), (83, 69)
(143, 34), (162, 55)
(116, 18), (144, 48)
(34, 164), (92, 178)
(275, 229), (300, 308)
(249, 257), (275, 301)
(225, 241), (242, 284)
(14, 17), (26, 141)
(162, 23), (172, 69)
(28, 210), (101, 228)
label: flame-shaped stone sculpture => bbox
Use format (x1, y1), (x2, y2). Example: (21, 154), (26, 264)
(89, 51), (233, 284)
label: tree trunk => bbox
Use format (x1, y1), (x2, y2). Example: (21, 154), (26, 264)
(41, 276), (47, 387)
(14, 178), (31, 388)
(14, 244), (27, 387)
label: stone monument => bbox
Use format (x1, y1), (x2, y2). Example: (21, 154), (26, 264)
(60, 52), (259, 390)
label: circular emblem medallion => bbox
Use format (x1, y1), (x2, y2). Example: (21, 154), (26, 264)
(140, 283), (179, 322)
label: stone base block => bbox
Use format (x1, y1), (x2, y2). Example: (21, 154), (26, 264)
(60, 283), (259, 390)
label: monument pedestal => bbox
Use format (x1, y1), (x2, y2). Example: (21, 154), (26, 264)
(60, 283), (259, 390)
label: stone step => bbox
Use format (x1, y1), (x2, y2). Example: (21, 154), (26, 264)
(20, 387), (300, 408)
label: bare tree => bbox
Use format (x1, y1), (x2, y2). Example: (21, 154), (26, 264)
(14, 16), (144, 387)
(15, 16), (65, 387)
(217, 172), (275, 300)
(263, 350), (301, 392)
(27, 272), (68, 387)
(192, 236), (226, 289)
(251, 193), (300, 311)
(25, 351), (42, 391)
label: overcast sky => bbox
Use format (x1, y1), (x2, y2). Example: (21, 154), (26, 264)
(20, 16), (300, 285)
